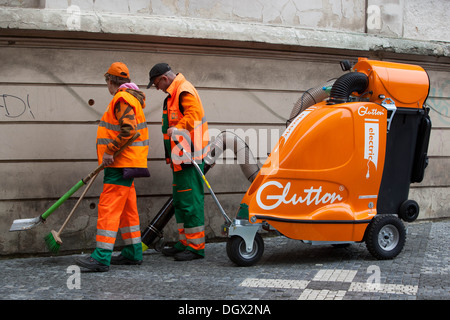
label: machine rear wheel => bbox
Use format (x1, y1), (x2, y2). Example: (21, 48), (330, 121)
(365, 215), (406, 260)
(398, 199), (420, 222)
(226, 233), (264, 267)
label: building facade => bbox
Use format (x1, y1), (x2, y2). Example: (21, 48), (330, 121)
(0, 0), (449, 255)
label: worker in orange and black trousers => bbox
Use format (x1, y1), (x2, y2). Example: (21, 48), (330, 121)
(75, 62), (149, 272)
(147, 63), (209, 261)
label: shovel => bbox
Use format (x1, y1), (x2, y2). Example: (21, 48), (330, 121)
(9, 132), (141, 232)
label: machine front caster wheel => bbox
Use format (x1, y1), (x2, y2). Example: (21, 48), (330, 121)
(226, 233), (264, 267)
(365, 215), (406, 260)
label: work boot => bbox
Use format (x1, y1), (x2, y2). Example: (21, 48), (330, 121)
(161, 246), (183, 257)
(110, 254), (142, 265)
(75, 256), (109, 272)
(174, 250), (204, 261)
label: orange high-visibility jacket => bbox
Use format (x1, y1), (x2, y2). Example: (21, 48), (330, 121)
(165, 73), (209, 171)
(97, 89), (149, 168)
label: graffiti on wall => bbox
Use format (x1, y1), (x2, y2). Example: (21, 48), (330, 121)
(0, 94), (35, 119)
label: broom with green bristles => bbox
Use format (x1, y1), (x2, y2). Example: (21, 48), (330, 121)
(44, 172), (99, 254)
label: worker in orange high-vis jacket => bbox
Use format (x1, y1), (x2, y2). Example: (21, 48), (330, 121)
(75, 62), (149, 272)
(147, 63), (209, 261)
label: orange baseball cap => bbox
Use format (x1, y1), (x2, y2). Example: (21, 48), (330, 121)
(105, 62), (130, 79)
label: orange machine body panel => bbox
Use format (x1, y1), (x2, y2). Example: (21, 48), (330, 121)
(239, 59), (429, 243)
(242, 102), (387, 242)
(353, 58), (429, 108)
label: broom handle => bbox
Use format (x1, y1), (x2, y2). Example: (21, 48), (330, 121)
(56, 172), (99, 236)
(40, 133), (141, 221)
(55, 132), (141, 235)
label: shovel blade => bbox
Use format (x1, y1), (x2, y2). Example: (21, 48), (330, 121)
(9, 216), (43, 232)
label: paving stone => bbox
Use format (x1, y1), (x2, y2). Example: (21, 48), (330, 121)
(0, 220), (448, 303)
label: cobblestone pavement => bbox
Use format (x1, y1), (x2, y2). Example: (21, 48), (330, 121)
(0, 220), (448, 305)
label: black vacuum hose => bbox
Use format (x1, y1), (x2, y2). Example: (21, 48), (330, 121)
(141, 131), (259, 250)
(328, 72), (369, 104)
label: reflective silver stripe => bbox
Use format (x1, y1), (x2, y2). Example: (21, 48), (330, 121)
(97, 241), (115, 251)
(185, 226), (204, 234)
(99, 121), (120, 131)
(97, 138), (114, 145)
(132, 139), (150, 147)
(185, 226), (204, 245)
(123, 237), (142, 245)
(137, 123), (148, 130)
(187, 237), (205, 245)
(97, 229), (117, 239)
(96, 229), (117, 250)
(96, 138), (149, 147)
(120, 225), (141, 245)
(99, 121), (148, 131)
(177, 223), (186, 240)
(120, 225), (140, 234)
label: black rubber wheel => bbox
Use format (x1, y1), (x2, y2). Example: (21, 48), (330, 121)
(226, 233), (264, 267)
(365, 215), (406, 260)
(398, 199), (420, 222)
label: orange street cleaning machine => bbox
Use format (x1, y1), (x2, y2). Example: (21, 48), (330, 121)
(142, 58), (432, 267)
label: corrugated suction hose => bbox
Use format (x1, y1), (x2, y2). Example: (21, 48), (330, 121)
(288, 79), (336, 126)
(328, 72), (368, 104)
(205, 131), (260, 182)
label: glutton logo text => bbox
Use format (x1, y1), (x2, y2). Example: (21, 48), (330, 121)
(358, 106), (385, 117)
(256, 181), (344, 210)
